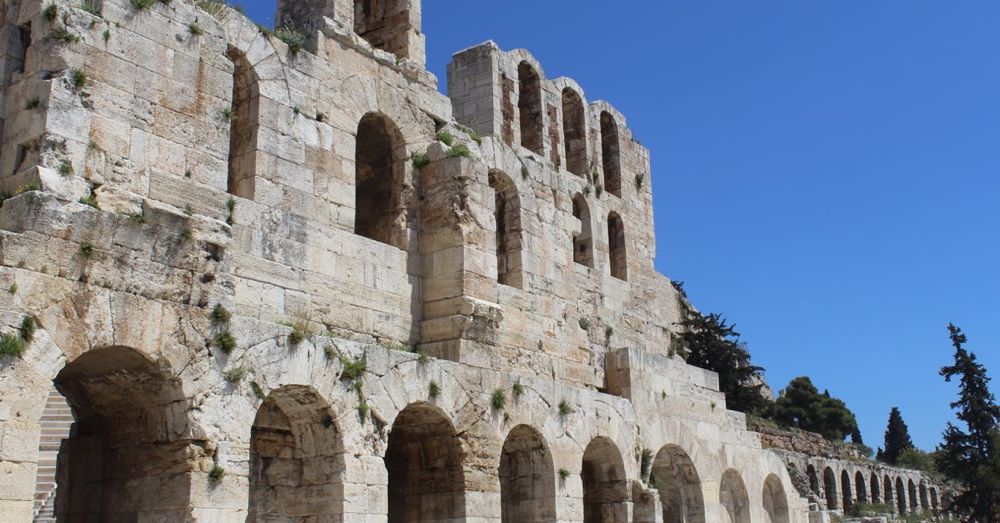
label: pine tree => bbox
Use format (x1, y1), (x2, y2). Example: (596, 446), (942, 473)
(676, 312), (768, 414)
(771, 376), (860, 441)
(935, 324), (1000, 521)
(878, 407), (914, 465)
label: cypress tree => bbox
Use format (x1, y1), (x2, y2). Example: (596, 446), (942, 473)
(935, 324), (1000, 521)
(878, 407), (914, 465)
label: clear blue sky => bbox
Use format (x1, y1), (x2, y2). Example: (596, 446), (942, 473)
(239, 1), (999, 451)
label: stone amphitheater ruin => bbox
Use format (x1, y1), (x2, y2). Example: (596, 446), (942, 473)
(0, 0), (947, 521)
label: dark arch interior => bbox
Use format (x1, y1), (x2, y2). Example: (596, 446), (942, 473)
(607, 212), (627, 281)
(518, 62), (543, 155)
(355, 112), (406, 248)
(896, 478), (906, 513)
(52, 347), (195, 521)
(561, 88), (587, 177)
(249, 386), (344, 521)
(581, 438), (629, 523)
(908, 479), (918, 510)
(854, 471), (867, 503)
(572, 194), (593, 268)
(227, 45), (260, 200)
(840, 470), (852, 509)
(600, 112), (622, 197)
(354, 0), (414, 59)
(870, 473), (881, 503)
(720, 469), (751, 523)
(650, 446), (705, 523)
(490, 170), (523, 288)
(823, 468), (837, 510)
(386, 403), (465, 522)
(762, 474), (790, 523)
(806, 465), (819, 499)
(499, 425), (556, 523)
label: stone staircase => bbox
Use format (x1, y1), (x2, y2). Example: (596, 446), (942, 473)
(33, 387), (73, 522)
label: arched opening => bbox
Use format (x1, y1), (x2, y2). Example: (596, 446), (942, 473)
(581, 437), (629, 523)
(490, 170), (523, 288)
(908, 479), (918, 512)
(50, 347), (194, 521)
(869, 473), (881, 504)
(607, 212), (627, 281)
(249, 386), (345, 522)
(650, 445), (705, 523)
(719, 469), (750, 523)
(600, 112), (622, 197)
(227, 46), (260, 200)
(561, 88), (587, 177)
(919, 481), (929, 512)
(572, 194), (594, 268)
(354, 0), (415, 59)
(895, 477), (906, 513)
(854, 471), (867, 503)
(822, 467), (838, 510)
(4, 21), (30, 85)
(762, 474), (790, 523)
(806, 465), (819, 499)
(355, 112), (407, 248)
(386, 403), (465, 522)
(840, 470), (852, 510)
(883, 475), (893, 508)
(929, 487), (939, 512)
(499, 425), (556, 523)
(517, 62), (543, 155)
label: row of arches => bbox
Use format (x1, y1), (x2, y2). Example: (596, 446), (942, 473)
(518, 61), (625, 197)
(32, 346), (792, 522)
(224, 51), (630, 286)
(808, 464), (939, 514)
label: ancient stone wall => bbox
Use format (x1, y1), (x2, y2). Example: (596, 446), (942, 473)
(0, 1), (938, 522)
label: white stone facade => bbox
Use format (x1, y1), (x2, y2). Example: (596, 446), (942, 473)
(0, 0), (940, 521)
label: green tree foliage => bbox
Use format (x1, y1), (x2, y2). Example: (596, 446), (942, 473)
(895, 447), (938, 476)
(676, 312), (769, 414)
(935, 324), (1000, 521)
(876, 407), (914, 465)
(771, 377), (860, 441)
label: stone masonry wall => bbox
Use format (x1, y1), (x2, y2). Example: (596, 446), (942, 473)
(0, 1), (938, 522)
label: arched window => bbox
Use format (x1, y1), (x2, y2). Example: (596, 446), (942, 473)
(919, 481), (929, 511)
(499, 425), (556, 523)
(571, 194), (593, 268)
(250, 386), (345, 521)
(884, 475), (894, 508)
(354, 0), (414, 59)
(607, 212), (626, 281)
(762, 474), (790, 523)
(908, 479), (918, 511)
(895, 477), (906, 513)
(870, 473), (881, 504)
(600, 112), (622, 197)
(226, 46), (260, 200)
(823, 467), (838, 510)
(720, 470), (751, 523)
(355, 112), (406, 248)
(561, 88), (587, 177)
(806, 465), (820, 498)
(490, 170), (523, 288)
(518, 62), (543, 155)
(651, 445), (705, 523)
(581, 438), (628, 522)
(51, 347), (194, 521)
(386, 403), (465, 522)
(841, 470), (852, 509)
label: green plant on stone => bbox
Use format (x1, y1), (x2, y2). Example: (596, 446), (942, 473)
(558, 400), (574, 416)
(20, 316), (37, 344)
(491, 389), (507, 411)
(208, 465), (225, 485)
(224, 366), (247, 383)
(578, 317), (591, 330)
(0, 332), (26, 358)
(640, 448), (653, 481)
(220, 106), (234, 121)
(211, 304), (231, 325)
(435, 131), (454, 146)
(70, 68), (87, 90)
(605, 325), (614, 341)
(357, 401), (370, 424)
(446, 144), (471, 158)
(250, 381), (264, 399)
(24, 98), (41, 110)
(52, 29), (80, 44)
(214, 330), (236, 354)
(429, 381), (440, 399)
(43, 4), (58, 21)
(78, 242), (94, 258)
(274, 25), (305, 54)
(411, 153), (430, 170)
(8, 283), (17, 295)
(558, 468), (570, 481)
(102, 29), (111, 43)
(59, 160), (73, 176)
(188, 23), (204, 36)
(512, 381), (524, 398)
(178, 229), (193, 242)
(80, 1), (100, 15)
(339, 354), (366, 381)
(130, 0), (158, 10)
(79, 196), (99, 209)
